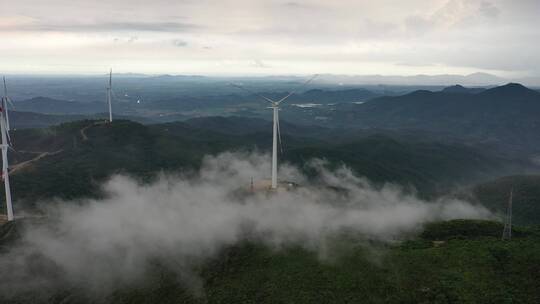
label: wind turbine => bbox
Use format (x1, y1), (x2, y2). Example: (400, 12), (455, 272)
(232, 75), (318, 189)
(502, 187), (513, 240)
(1, 77), (14, 221)
(106, 69), (113, 122)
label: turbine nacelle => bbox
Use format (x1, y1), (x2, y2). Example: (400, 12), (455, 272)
(231, 74), (318, 107)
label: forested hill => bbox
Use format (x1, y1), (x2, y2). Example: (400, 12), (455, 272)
(2, 118), (518, 206)
(326, 83), (540, 155)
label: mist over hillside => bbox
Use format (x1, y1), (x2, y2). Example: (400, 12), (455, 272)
(3, 0), (540, 301)
(2, 79), (540, 303)
(0, 152), (494, 300)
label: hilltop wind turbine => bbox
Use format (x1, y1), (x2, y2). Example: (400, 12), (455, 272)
(1, 77), (14, 221)
(232, 75), (318, 189)
(107, 69), (113, 122)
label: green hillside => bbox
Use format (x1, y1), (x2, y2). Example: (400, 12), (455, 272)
(0, 119), (538, 303)
(469, 175), (540, 225)
(2, 119), (515, 207)
(285, 135), (506, 196)
(8, 120), (237, 204)
(196, 221), (540, 304)
(2, 219), (539, 304)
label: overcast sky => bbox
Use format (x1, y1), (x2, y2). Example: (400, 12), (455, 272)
(0, 0), (538, 76)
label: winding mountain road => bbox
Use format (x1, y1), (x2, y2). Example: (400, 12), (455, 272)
(80, 120), (108, 141)
(9, 150), (63, 175)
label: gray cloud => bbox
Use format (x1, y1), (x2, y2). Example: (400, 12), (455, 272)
(0, 0), (539, 76)
(3, 21), (199, 32)
(0, 152), (491, 299)
(251, 59), (270, 68)
(405, 0), (501, 34)
(479, 1), (500, 18)
(172, 39), (188, 47)
(283, 1), (311, 9)
(284, 2), (302, 7)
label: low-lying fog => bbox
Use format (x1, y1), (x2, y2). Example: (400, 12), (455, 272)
(0, 152), (491, 298)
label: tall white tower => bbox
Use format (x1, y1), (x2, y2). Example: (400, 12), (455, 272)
(1, 77), (13, 221)
(107, 69), (113, 123)
(271, 103), (279, 188)
(231, 75), (317, 189)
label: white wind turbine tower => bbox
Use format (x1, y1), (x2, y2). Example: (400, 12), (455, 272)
(502, 187), (513, 240)
(107, 69), (113, 122)
(232, 75), (318, 189)
(1, 77), (14, 221)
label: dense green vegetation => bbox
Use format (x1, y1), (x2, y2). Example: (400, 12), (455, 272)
(2, 118), (516, 208)
(285, 135), (505, 196)
(1, 117), (539, 303)
(195, 224), (540, 304)
(469, 175), (540, 225)
(2, 219), (539, 304)
(8, 120), (238, 204)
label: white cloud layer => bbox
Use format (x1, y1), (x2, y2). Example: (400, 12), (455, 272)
(0, 152), (491, 299)
(0, 0), (538, 76)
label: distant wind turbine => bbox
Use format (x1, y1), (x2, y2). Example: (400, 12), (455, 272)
(502, 187), (513, 240)
(107, 69), (113, 122)
(232, 75), (318, 189)
(1, 77), (14, 221)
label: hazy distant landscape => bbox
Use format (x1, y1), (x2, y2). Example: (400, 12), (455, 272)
(2, 0), (540, 303)
(2, 75), (540, 303)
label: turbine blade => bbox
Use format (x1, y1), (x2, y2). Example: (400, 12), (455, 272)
(2, 77), (11, 129)
(1, 97), (9, 131)
(5, 105), (10, 131)
(229, 83), (276, 104)
(6, 127), (12, 147)
(277, 74), (318, 105)
(2, 77), (7, 97)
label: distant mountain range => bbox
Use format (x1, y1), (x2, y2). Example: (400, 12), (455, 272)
(13, 97), (104, 114)
(325, 83), (540, 156)
(8, 110), (155, 129)
(237, 88), (380, 105)
(440, 85), (486, 94)
(8, 111), (88, 129)
(317, 72), (509, 86)
(10, 82), (540, 160)
(12, 88), (381, 117)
